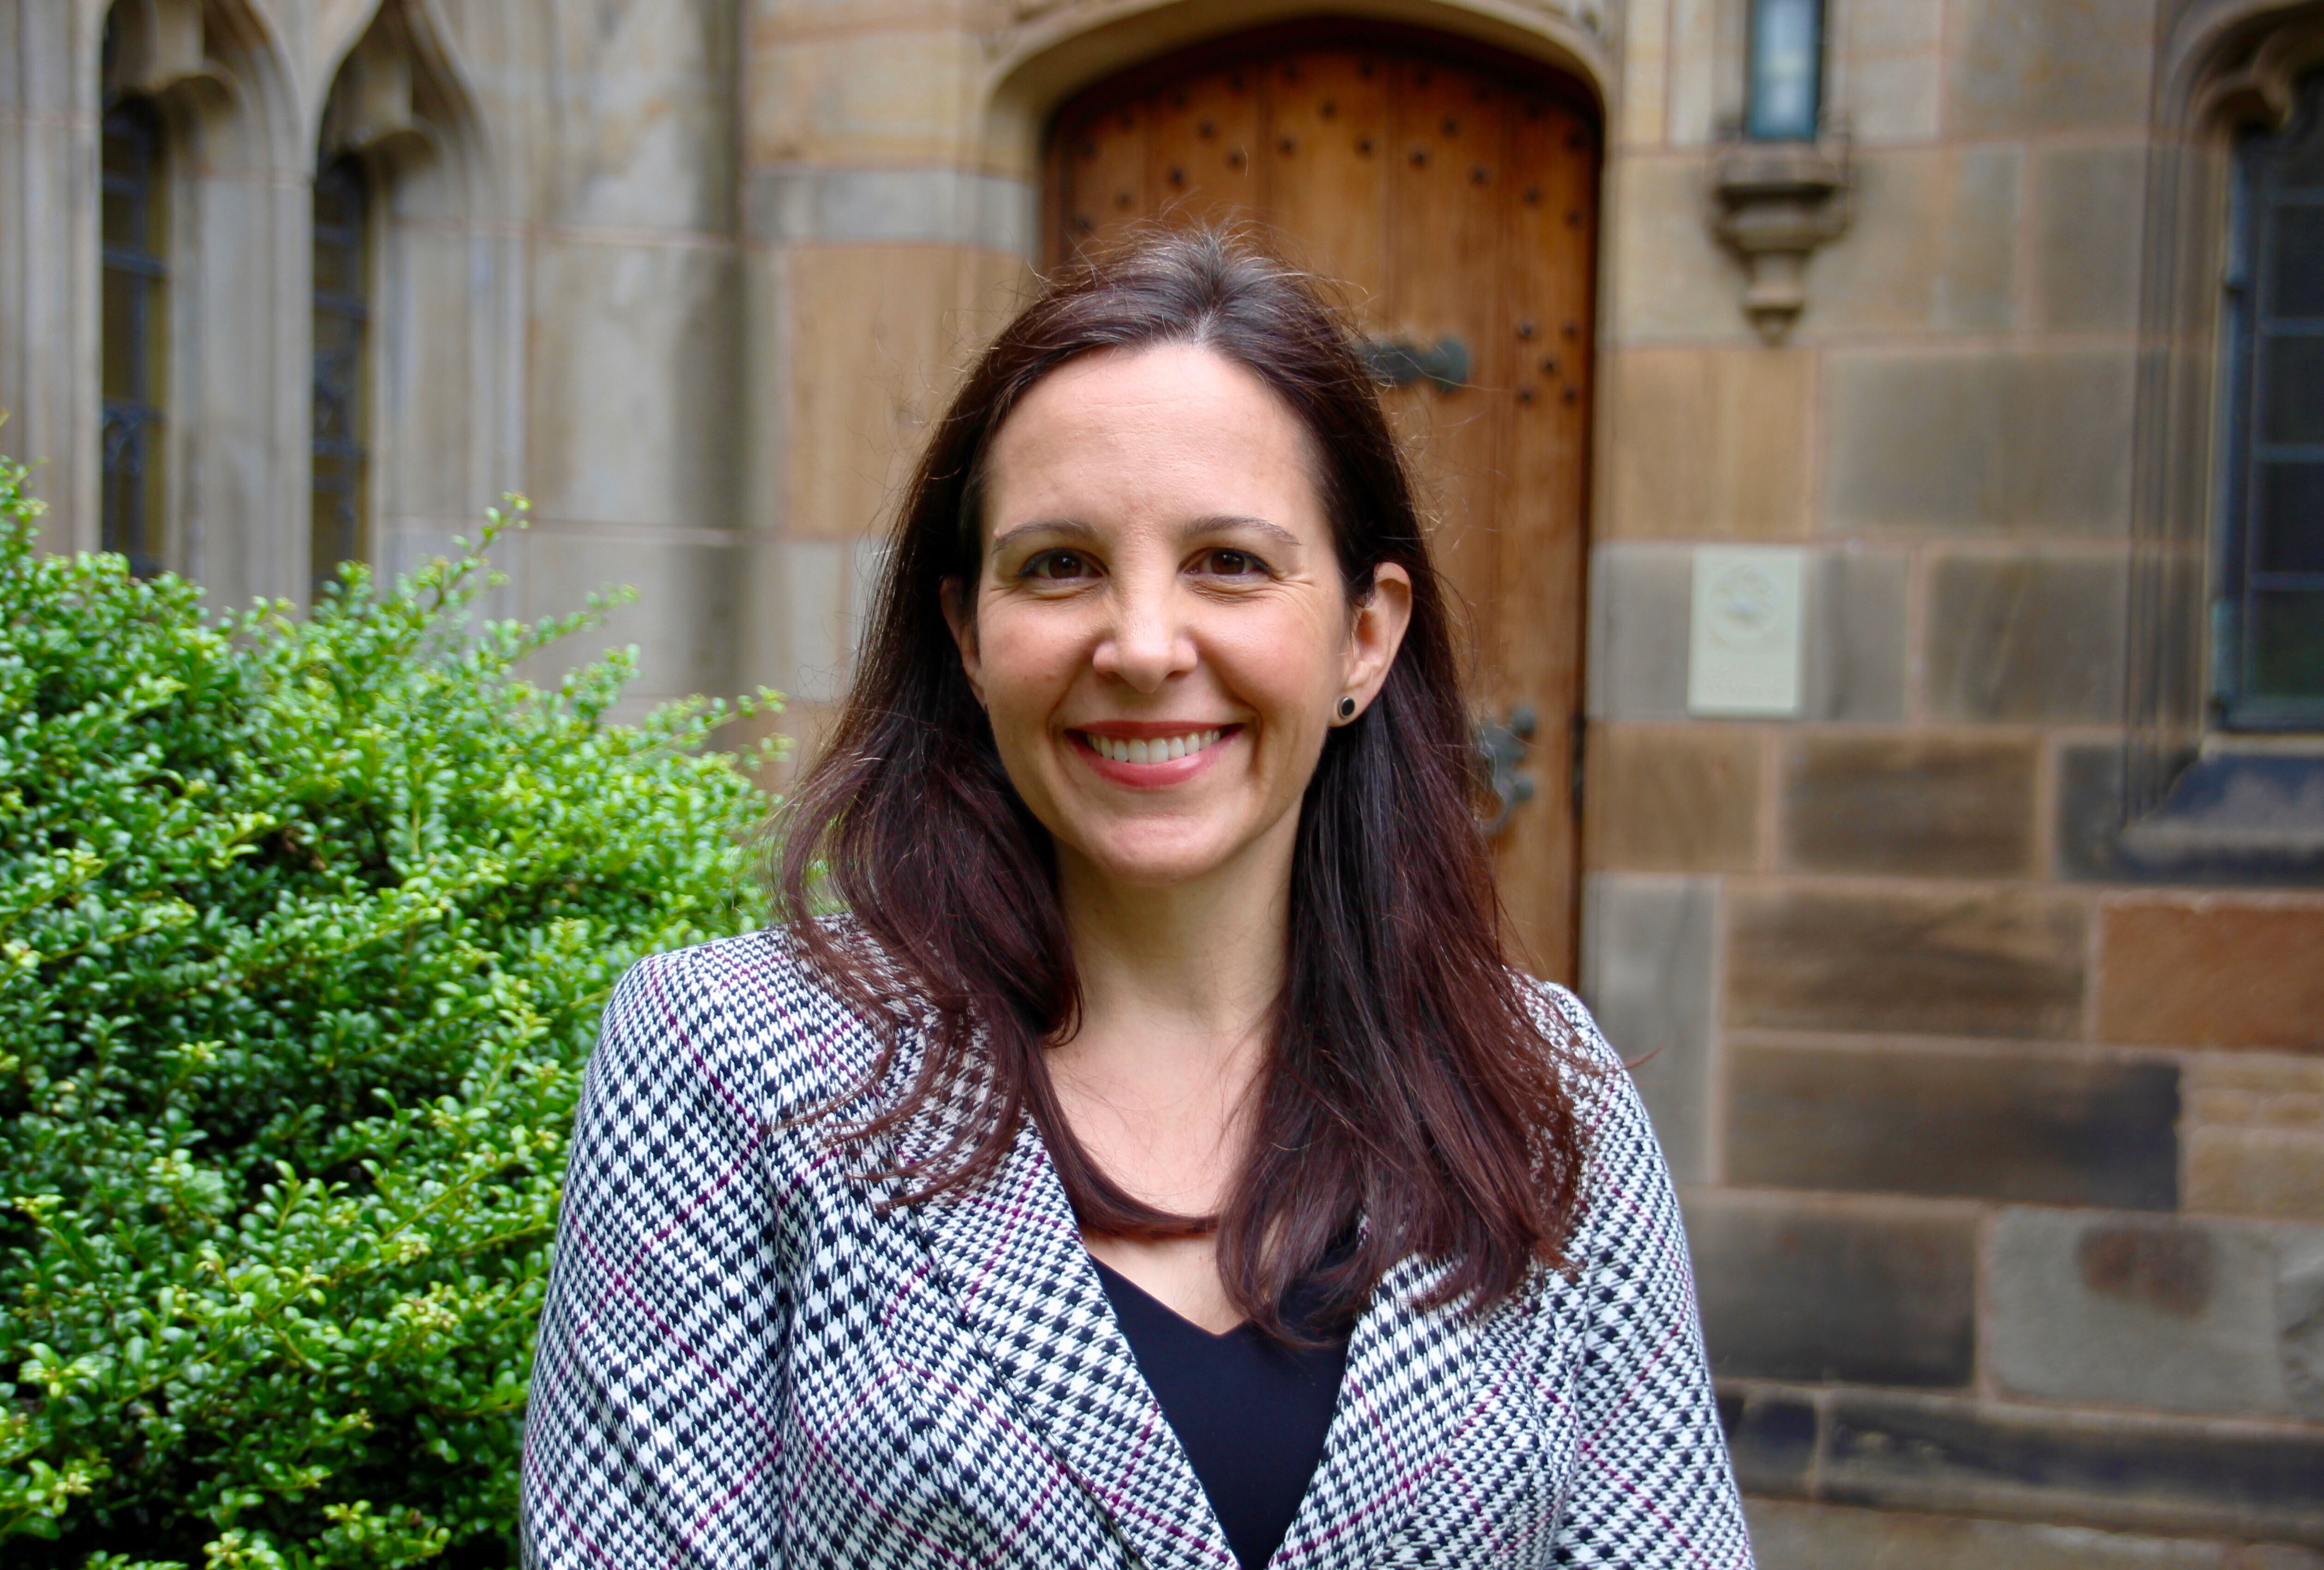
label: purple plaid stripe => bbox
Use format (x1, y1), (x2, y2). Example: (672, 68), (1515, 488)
(521, 931), (1752, 1569)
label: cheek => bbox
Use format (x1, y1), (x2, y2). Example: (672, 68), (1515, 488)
(1214, 603), (1347, 716)
(972, 605), (1082, 718)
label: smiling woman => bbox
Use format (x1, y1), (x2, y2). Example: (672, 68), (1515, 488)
(520, 231), (1750, 1570)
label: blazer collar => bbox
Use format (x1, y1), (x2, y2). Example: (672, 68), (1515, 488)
(907, 1088), (1495, 1570)
(910, 1108), (1236, 1570)
(1269, 1254), (1493, 1570)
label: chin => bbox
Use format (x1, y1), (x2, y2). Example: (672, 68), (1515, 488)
(1070, 824), (1250, 890)
(1083, 845), (1236, 889)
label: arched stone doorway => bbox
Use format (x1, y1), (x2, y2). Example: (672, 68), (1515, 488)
(1045, 24), (1600, 976)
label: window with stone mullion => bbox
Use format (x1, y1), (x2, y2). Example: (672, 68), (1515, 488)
(2219, 66), (2324, 729)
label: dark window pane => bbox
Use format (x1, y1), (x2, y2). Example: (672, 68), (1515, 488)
(2254, 462), (2324, 574)
(99, 96), (167, 575)
(2269, 203), (2324, 318)
(101, 266), (139, 398)
(311, 154), (371, 600)
(2254, 461), (2324, 575)
(2259, 332), (2324, 446)
(2248, 591), (2324, 698)
(100, 182), (137, 248)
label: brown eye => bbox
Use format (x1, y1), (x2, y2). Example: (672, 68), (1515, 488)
(1025, 550), (1091, 580)
(1202, 548), (1264, 577)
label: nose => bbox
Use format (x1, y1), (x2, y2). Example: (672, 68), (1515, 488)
(1091, 567), (1197, 692)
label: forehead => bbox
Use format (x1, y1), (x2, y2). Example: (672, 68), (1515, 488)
(982, 343), (1322, 528)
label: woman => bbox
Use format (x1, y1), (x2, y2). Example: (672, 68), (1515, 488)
(521, 230), (1748, 1569)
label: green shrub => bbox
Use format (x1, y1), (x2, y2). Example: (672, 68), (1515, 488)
(0, 454), (779, 1568)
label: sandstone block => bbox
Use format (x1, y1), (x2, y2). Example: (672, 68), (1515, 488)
(2181, 1055), (2324, 1224)
(1825, 351), (2136, 535)
(378, 227), (483, 518)
(548, 0), (738, 232)
(747, 167), (1037, 252)
(1743, 1497), (2232, 1570)
(1926, 553), (2129, 723)
(2186, 1128), (2324, 1223)
(1727, 886), (2087, 1038)
(744, 28), (981, 168)
(1579, 874), (1718, 1183)
(1604, 153), (1753, 342)
(1988, 1209), (2307, 1416)
(1781, 733), (2038, 878)
(2097, 897), (2324, 1049)
(1586, 726), (1761, 872)
(1801, 549), (1911, 723)
(1617, 0), (1669, 148)
(1718, 1388), (1816, 1497)
(1943, 0), (2155, 133)
(1586, 543), (1693, 721)
(1684, 1191), (1978, 1387)
(1821, 1391), (2324, 1544)
(1603, 346), (1812, 540)
(2032, 144), (2148, 334)
(783, 245), (999, 541)
(1726, 1041), (2179, 1209)
(1838, 0), (1944, 143)
(1804, 146), (2020, 337)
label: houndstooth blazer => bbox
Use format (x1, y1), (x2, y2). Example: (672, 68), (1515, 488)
(520, 929), (1751, 1569)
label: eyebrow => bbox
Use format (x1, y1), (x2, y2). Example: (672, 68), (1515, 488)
(989, 514), (1304, 555)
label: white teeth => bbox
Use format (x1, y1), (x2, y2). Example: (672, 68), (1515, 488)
(1088, 729), (1222, 764)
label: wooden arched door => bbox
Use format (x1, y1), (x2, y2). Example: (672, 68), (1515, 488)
(1046, 28), (1598, 979)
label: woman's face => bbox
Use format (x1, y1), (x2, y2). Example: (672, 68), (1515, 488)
(950, 343), (1411, 894)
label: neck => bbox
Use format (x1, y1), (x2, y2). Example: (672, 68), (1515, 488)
(1056, 836), (1292, 1044)
(1046, 820), (1297, 1269)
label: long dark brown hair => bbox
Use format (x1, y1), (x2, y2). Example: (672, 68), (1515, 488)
(774, 228), (1591, 1337)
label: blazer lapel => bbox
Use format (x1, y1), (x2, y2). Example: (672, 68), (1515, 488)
(909, 1109), (1238, 1570)
(1267, 1254), (1496, 1570)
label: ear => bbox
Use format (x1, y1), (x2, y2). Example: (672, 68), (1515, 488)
(1339, 562), (1413, 719)
(940, 576), (986, 704)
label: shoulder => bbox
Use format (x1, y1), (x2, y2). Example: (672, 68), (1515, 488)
(597, 925), (899, 1124)
(1516, 975), (1632, 1119)
(1515, 975), (1671, 1212)
(1522, 977), (1622, 1073)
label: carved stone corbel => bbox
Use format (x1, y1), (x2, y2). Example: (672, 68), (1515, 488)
(1710, 139), (1851, 343)
(322, 13), (435, 164)
(105, 0), (207, 98)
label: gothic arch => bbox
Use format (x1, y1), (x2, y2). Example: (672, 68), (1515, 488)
(982, 0), (1615, 186)
(2160, 0), (2324, 128)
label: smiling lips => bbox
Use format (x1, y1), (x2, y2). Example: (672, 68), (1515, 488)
(1080, 728), (1225, 764)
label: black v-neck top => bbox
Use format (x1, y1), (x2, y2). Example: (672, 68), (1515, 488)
(1091, 1260), (1350, 1570)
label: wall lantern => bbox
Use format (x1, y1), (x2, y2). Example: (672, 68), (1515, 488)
(1744, 0), (1825, 142)
(1713, 0), (1848, 342)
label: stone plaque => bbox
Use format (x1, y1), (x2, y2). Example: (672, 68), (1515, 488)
(1689, 544), (1805, 716)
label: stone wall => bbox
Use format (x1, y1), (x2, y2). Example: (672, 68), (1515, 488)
(1588, 0), (2324, 1560)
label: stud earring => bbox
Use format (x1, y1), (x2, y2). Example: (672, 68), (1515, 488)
(1335, 695), (1358, 722)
